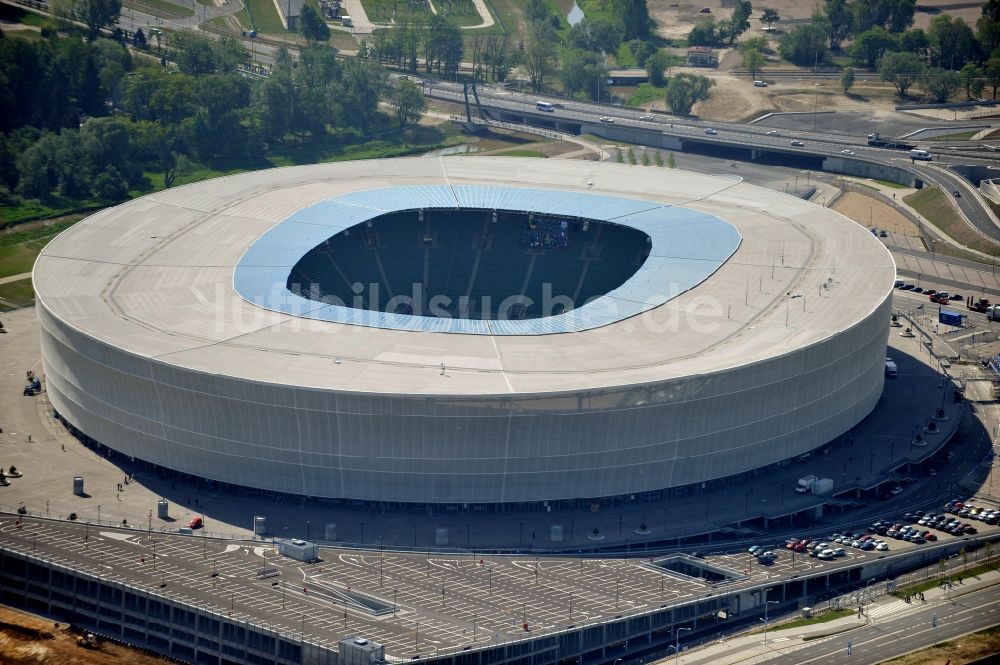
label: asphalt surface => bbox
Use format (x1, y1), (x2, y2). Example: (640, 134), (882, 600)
(428, 84), (1000, 244)
(762, 584), (1000, 665)
(2, 513), (996, 663)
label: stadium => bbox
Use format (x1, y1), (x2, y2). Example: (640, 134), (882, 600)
(35, 158), (894, 508)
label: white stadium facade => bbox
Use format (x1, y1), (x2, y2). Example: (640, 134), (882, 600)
(35, 158), (895, 508)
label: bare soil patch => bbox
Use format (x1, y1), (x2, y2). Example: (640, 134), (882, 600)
(832, 191), (921, 236)
(0, 605), (174, 665)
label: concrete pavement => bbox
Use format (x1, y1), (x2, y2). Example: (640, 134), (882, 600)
(0, 300), (972, 552)
(0, 272), (30, 286)
(669, 569), (1000, 665)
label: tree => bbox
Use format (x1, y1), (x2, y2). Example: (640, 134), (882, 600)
(841, 66), (855, 94)
(173, 31), (218, 75)
(299, 3), (330, 43)
(525, 0), (551, 25)
(979, 0), (1000, 54)
(740, 36), (769, 53)
(667, 152), (676, 168)
(688, 18), (719, 47)
(742, 48), (765, 78)
(134, 27), (147, 49)
(849, 26), (897, 68)
(778, 23), (827, 66)
(879, 51), (925, 96)
(568, 17), (623, 53)
(93, 164), (128, 200)
(645, 50), (670, 87)
(74, 0), (122, 41)
(822, 0), (853, 50)
(760, 8), (780, 30)
(248, 49), (295, 143)
(885, 0), (917, 33)
(728, 0), (753, 44)
(612, 0), (652, 41)
(985, 55), (1000, 99)
(560, 50), (607, 100)
(665, 73), (714, 115)
(389, 78), (425, 127)
(927, 15), (979, 69)
(628, 40), (658, 67)
(523, 21), (557, 92)
(852, 0), (915, 34)
(922, 67), (961, 102)
(482, 33), (514, 82)
(897, 28), (929, 57)
(960, 63), (984, 99)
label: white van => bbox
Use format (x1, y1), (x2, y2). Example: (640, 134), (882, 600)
(885, 358), (898, 378)
(753, 80), (767, 87)
(910, 149), (931, 161)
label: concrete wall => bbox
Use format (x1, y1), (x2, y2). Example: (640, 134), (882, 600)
(39, 293), (890, 505)
(822, 157), (921, 188)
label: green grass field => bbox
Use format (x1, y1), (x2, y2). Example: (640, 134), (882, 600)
(904, 187), (1000, 256)
(0, 279), (36, 311)
(122, 0), (195, 20)
(486, 148), (545, 157)
(0, 218), (82, 279)
(776, 608), (853, 632)
(891, 562), (996, 598)
(626, 83), (664, 108)
(243, 0), (286, 35)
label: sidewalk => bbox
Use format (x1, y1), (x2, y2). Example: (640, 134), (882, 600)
(0, 272), (31, 286)
(672, 570), (1000, 665)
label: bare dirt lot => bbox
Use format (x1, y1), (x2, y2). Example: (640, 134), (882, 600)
(832, 190), (922, 237)
(0, 606), (173, 665)
(648, 0), (984, 40)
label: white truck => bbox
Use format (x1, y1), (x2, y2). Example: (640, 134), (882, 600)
(812, 478), (833, 495)
(795, 475), (818, 493)
(986, 304), (1000, 322)
(885, 358), (898, 378)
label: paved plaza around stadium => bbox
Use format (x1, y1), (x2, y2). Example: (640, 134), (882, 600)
(0, 296), (973, 551)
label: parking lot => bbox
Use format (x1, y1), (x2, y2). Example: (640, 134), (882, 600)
(4, 511), (996, 660)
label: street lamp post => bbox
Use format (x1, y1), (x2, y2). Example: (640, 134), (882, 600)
(761, 599), (779, 644)
(673, 626), (691, 664)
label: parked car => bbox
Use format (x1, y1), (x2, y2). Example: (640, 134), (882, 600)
(188, 516), (203, 530)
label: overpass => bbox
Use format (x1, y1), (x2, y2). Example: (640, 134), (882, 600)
(425, 81), (1000, 244)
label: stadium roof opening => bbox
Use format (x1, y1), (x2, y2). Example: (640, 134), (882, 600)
(236, 186), (741, 335)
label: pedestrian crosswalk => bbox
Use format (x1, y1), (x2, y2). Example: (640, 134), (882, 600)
(867, 599), (907, 619)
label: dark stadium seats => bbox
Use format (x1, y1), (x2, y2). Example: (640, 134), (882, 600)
(287, 210), (646, 320)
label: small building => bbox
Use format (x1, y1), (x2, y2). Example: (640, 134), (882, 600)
(686, 46), (717, 67)
(277, 0), (305, 31)
(277, 538), (318, 562)
(606, 68), (649, 86)
(339, 637), (385, 665)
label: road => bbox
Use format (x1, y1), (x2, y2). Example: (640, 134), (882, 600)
(763, 584), (1000, 665)
(426, 83), (1000, 244)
